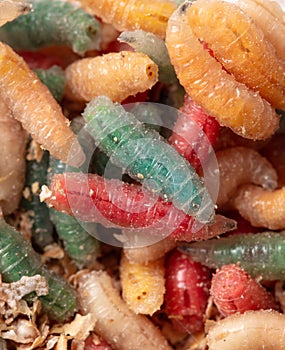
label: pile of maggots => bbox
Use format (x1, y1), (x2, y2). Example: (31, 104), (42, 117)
(0, 0), (284, 349)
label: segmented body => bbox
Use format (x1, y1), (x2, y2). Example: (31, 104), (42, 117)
(48, 156), (100, 269)
(210, 264), (277, 316)
(0, 41), (85, 167)
(207, 310), (285, 350)
(130, 102), (163, 132)
(184, 0), (285, 110)
(64, 51), (158, 102)
(44, 172), (235, 240)
(165, 0), (281, 140)
(0, 218), (78, 321)
(169, 94), (220, 171)
(73, 0), (177, 39)
(0, 0), (101, 54)
(164, 250), (211, 333)
(50, 209), (100, 268)
(180, 231), (285, 280)
(92, 104), (163, 176)
(236, 0), (285, 60)
(82, 95), (214, 222)
(77, 270), (172, 350)
(120, 253), (165, 315)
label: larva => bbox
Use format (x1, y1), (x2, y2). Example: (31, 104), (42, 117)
(0, 218), (78, 321)
(82, 95), (215, 223)
(71, 0), (177, 39)
(180, 231), (285, 280)
(0, 0), (101, 55)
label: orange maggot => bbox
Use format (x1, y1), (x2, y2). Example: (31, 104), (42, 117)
(166, 0), (283, 140)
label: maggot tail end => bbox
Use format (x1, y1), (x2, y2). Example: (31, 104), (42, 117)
(178, 238), (218, 269)
(190, 214), (237, 241)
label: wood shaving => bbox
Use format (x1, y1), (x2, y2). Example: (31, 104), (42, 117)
(26, 140), (45, 163)
(1, 310), (50, 349)
(19, 322), (50, 350)
(51, 313), (96, 341)
(46, 336), (60, 349)
(55, 334), (68, 350)
(31, 182), (40, 195)
(41, 244), (65, 263)
(39, 185), (52, 203)
(1, 319), (40, 344)
(0, 275), (48, 320)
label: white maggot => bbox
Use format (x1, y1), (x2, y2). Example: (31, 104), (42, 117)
(207, 310), (285, 350)
(77, 270), (172, 350)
